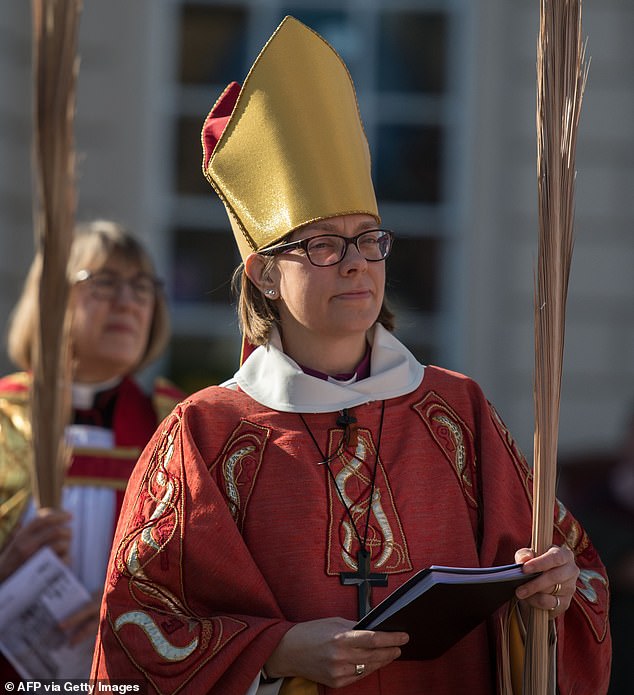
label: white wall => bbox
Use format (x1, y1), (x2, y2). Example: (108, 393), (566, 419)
(0, 1), (34, 357)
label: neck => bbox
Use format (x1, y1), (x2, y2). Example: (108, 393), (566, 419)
(73, 361), (129, 384)
(281, 331), (368, 377)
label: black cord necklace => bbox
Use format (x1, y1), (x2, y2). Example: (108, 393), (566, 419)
(298, 402), (387, 619)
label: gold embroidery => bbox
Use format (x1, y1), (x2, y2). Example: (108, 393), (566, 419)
(433, 414), (466, 475)
(142, 471), (176, 552)
(0, 395), (33, 545)
(577, 569), (607, 604)
(223, 445), (256, 520)
(114, 611), (199, 662)
(371, 489), (396, 568)
(335, 433), (395, 570)
(327, 426), (411, 576)
(124, 433), (177, 573)
(414, 394), (477, 507)
(109, 409), (249, 675)
(115, 425), (216, 663)
(211, 420), (270, 531)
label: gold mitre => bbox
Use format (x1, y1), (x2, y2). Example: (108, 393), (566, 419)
(201, 16), (379, 260)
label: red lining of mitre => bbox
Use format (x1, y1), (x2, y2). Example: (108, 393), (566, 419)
(202, 82), (259, 366)
(202, 81), (241, 170)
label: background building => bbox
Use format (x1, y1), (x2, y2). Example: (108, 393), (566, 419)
(1, 0), (632, 463)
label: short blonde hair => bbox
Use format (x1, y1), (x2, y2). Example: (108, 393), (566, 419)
(232, 261), (395, 348)
(7, 220), (170, 373)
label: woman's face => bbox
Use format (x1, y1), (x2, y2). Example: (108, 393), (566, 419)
(70, 255), (155, 382)
(272, 213), (386, 353)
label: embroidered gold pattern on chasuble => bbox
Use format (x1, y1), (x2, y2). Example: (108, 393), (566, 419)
(325, 426), (412, 577)
(413, 392), (478, 509)
(553, 494), (608, 640)
(109, 409), (247, 676)
(209, 419), (270, 531)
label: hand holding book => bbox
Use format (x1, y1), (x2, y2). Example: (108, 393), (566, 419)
(355, 562), (539, 660)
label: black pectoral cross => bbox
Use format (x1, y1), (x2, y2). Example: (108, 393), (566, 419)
(340, 548), (388, 620)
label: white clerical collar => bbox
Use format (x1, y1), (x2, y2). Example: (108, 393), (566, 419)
(72, 376), (123, 409)
(227, 324), (425, 413)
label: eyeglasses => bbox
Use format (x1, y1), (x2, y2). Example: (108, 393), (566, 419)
(260, 228), (394, 267)
(74, 269), (162, 304)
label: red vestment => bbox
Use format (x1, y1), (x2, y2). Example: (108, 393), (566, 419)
(0, 371), (183, 682)
(92, 365), (610, 694)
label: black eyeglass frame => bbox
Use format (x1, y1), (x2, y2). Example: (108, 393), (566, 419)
(259, 228), (395, 267)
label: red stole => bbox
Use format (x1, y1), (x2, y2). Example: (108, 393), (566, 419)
(67, 377), (160, 525)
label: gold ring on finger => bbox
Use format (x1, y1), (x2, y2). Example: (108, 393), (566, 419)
(550, 582), (561, 596)
(549, 596), (560, 611)
(355, 664), (366, 676)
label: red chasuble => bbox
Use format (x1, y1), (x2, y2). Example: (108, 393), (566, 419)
(92, 366), (610, 694)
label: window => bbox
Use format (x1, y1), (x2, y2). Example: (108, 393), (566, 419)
(377, 12), (447, 94)
(179, 5), (248, 86)
(375, 125), (444, 204)
(171, 227), (238, 305)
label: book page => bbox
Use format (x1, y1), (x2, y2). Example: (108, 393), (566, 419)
(0, 545), (94, 679)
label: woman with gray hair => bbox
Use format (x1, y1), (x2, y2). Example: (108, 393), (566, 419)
(0, 220), (183, 677)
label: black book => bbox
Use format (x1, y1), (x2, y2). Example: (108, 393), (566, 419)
(355, 562), (538, 660)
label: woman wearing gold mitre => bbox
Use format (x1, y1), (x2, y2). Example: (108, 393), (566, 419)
(92, 18), (610, 695)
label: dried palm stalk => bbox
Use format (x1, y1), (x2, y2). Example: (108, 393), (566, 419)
(523, 1), (588, 692)
(30, 0), (82, 508)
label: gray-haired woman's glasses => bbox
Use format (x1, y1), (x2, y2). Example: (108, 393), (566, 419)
(260, 229), (394, 267)
(75, 269), (162, 304)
